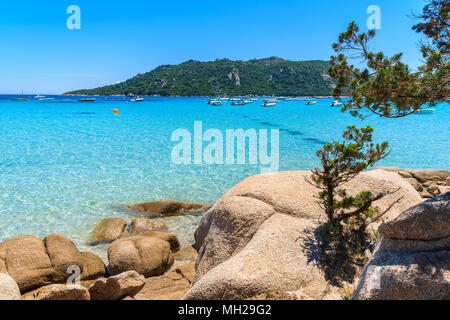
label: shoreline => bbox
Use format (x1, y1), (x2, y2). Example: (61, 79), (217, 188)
(1, 167), (448, 300)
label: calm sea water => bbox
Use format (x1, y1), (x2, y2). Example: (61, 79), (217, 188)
(0, 95), (448, 258)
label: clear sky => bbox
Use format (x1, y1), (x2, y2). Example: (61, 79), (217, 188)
(0, 0), (426, 94)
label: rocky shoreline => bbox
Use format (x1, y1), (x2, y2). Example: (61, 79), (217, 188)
(0, 167), (449, 300)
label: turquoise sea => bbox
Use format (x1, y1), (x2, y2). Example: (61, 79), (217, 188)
(0, 95), (448, 258)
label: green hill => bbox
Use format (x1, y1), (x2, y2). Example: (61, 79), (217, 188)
(65, 57), (334, 96)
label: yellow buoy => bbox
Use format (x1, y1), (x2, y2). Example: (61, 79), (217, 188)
(112, 109), (119, 114)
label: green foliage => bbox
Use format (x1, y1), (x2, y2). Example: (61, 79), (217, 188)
(65, 57), (334, 96)
(312, 126), (390, 224)
(311, 126), (391, 283)
(329, 0), (449, 118)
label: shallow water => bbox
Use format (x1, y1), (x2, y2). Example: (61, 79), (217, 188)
(0, 95), (448, 259)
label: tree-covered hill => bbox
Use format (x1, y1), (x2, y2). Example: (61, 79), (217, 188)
(65, 57), (334, 96)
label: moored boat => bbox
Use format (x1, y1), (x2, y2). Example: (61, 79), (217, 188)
(210, 100), (223, 106)
(231, 99), (246, 106)
(78, 98), (96, 102)
(261, 99), (277, 107)
(331, 100), (343, 107)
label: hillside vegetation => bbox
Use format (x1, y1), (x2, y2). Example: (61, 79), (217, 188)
(66, 57), (334, 96)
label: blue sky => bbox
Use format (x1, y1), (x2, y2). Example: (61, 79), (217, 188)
(0, 0), (426, 94)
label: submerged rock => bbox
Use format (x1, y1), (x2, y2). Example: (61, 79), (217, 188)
(128, 200), (210, 217)
(89, 270), (145, 300)
(88, 218), (127, 245)
(0, 273), (21, 300)
(185, 170), (421, 300)
(0, 234), (106, 292)
(108, 236), (174, 277)
(130, 217), (168, 235)
(352, 192), (450, 300)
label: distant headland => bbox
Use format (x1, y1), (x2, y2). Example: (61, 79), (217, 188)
(64, 57), (334, 97)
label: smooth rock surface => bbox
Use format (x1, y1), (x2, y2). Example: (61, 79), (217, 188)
(89, 270), (145, 300)
(129, 200), (210, 217)
(174, 246), (198, 262)
(130, 218), (168, 235)
(352, 193), (450, 300)
(88, 218), (127, 245)
(373, 167), (450, 198)
(186, 213), (336, 300)
(0, 273), (21, 300)
(142, 231), (180, 252)
(187, 170), (421, 300)
(0, 234), (105, 292)
(22, 284), (90, 300)
(132, 262), (195, 300)
(108, 236), (174, 277)
(379, 192), (450, 240)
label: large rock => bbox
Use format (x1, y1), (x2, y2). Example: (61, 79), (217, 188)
(142, 231), (180, 252)
(379, 192), (450, 240)
(129, 200), (210, 217)
(409, 170), (449, 184)
(186, 170), (422, 300)
(131, 262), (195, 300)
(130, 218), (168, 235)
(89, 270), (145, 300)
(352, 192), (450, 300)
(0, 273), (21, 300)
(80, 252), (107, 280)
(0, 234), (106, 292)
(108, 236), (174, 277)
(174, 246), (198, 262)
(88, 218), (127, 245)
(21, 284), (90, 300)
(186, 213), (339, 300)
(373, 167), (450, 198)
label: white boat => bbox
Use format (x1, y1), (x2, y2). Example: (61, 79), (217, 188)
(34, 95), (46, 99)
(331, 100), (343, 107)
(210, 100), (223, 106)
(231, 99), (246, 106)
(261, 99), (277, 107)
(131, 97), (144, 102)
(306, 100), (317, 105)
(415, 108), (435, 115)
